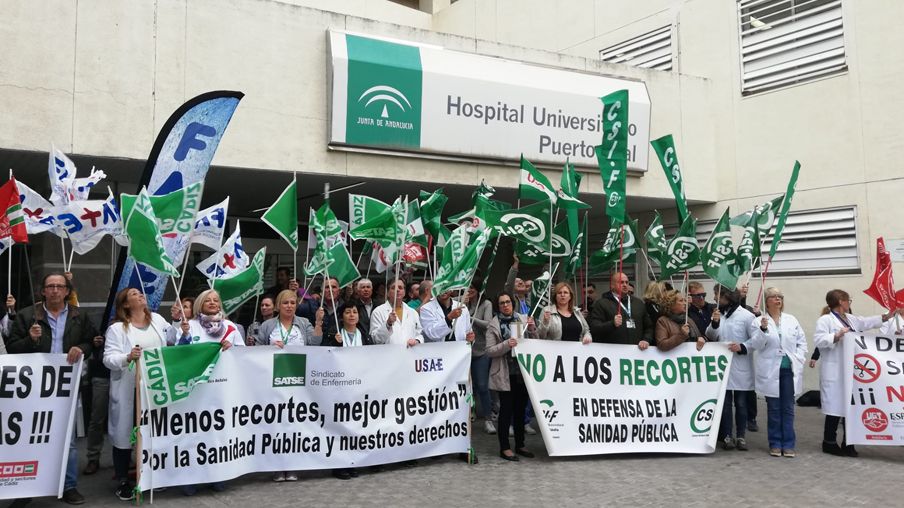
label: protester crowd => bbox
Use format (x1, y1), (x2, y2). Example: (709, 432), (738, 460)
(2, 257), (903, 506)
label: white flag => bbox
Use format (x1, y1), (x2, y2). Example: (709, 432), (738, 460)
(68, 168), (107, 201)
(196, 222), (249, 279)
(16, 181), (60, 235)
(56, 190), (124, 255)
(192, 197), (229, 250)
(48, 144), (78, 206)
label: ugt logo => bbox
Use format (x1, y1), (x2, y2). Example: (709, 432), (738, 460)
(272, 354), (307, 387)
(540, 399), (558, 424)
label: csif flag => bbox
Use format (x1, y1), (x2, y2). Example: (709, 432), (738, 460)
(596, 89), (629, 223)
(519, 155), (557, 205)
(589, 217), (639, 274)
(768, 161), (800, 258)
(644, 211), (668, 265)
(660, 214), (700, 279)
(650, 134), (690, 223)
(701, 209), (740, 289)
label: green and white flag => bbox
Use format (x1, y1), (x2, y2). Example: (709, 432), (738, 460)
(261, 180), (298, 250)
(651, 134), (690, 223)
(596, 89), (629, 223)
(212, 247), (266, 315)
(701, 209), (740, 289)
(644, 211), (668, 265)
(564, 217), (586, 277)
(325, 242), (360, 288)
(557, 159), (589, 211)
(140, 342), (222, 409)
(311, 201), (342, 240)
(434, 226), (469, 287)
(736, 214), (761, 274)
(730, 195), (784, 230)
(477, 197), (552, 248)
(348, 199), (401, 245)
(434, 229), (491, 295)
(519, 155), (557, 204)
(405, 198), (428, 247)
(660, 214), (700, 279)
(349, 194), (390, 229)
(768, 161), (800, 258)
(124, 188), (179, 275)
(589, 217), (639, 274)
(528, 263), (559, 318)
(515, 220), (572, 265)
(418, 189), (448, 239)
(120, 181), (203, 235)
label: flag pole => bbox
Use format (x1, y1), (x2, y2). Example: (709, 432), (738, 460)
(323, 265), (341, 338)
(59, 234), (67, 272)
(683, 270), (690, 322)
(615, 223), (625, 318)
(639, 248), (657, 283)
(470, 235), (501, 327)
(529, 262), (560, 318)
(293, 173), (299, 286)
(548, 205), (558, 304)
(392, 197), (407, 310)
(67, 248), (75, 273)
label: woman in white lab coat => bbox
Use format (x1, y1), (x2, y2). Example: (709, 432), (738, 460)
(813, 289), (895, 457)
(370, 279), (424, 347)
(747, 287), (808, 457)
(705, 285), (756, 451)
(103, 287), (171, 501)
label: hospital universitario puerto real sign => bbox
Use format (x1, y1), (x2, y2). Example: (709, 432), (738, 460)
(327, 30), (652, 171)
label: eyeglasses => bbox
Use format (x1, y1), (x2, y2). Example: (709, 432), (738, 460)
(689, 293), (706, 298)
(44, 284), (67, 290)
(498, 300), (513, 306)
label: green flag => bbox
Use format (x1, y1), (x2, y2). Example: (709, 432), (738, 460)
(557, 159), (589, 211)
(528, 263), (560, 318)
(588, 217), (639, 273)
(596, 89), (629, 223)
(120, 181), (203, 235)
(405, 198), (428, 247)
(434, 229), (491, 295)
(419, 189), (448, 239)
(736, 213), (761, 274)
(701, 209), (740, 288)
(348, 201), (401, 245)
(651, 134), (690, 223)
(477, 197), (552, 248)
(261, 180), (298, 250)
(644, 211), (668, 265)
(519, 155), (557, 204)
(433, 226), (470, 293)
(140, 343), (222, 409)
(311, 201), (342, 240)
(660, 214), (700, 279)
(325, 242), (360, 288)
(514, 220), (572, 265)
(768, 161), (800, 258)
(730, 195), (784, 230)
(212, 247), (266, 315)
(125, 188), (179, 275)
(564, 217), (586, 277)
(349, 194), (390, 229)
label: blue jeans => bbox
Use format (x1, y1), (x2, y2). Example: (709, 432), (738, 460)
(766, 367), (796, 449)
(718, 390), (749, 440)
(65, 421), (78, 490)
(470, 355), (491, 419)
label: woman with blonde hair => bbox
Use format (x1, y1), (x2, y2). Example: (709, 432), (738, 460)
(537, 282), (591, 344)
(746, 287), (807, 457)
(174, 289), (244, 350)
(654, 289), (706, 352)
(104, 288), (171, 500)
(643, 281), (671, 326)
(255, 289), (323, 349)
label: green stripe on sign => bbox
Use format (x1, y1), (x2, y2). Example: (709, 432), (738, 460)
(345, 34), (422, 149)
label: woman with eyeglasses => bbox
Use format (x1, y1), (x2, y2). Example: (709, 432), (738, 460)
(746, 287), (808, 457)
(485, 291), (537, 462)
(814, 289), (896, 457)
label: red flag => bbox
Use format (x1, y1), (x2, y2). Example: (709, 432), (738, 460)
(895, 288), (904, 309)
(864, 237), (895, 310)
(0, 177), (28, 244)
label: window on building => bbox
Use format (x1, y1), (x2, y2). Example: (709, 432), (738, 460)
(738, 0), (847, 95)
(600, 25), (674, 71)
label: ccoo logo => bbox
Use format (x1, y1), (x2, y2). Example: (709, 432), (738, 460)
(690, 399), (717, 433)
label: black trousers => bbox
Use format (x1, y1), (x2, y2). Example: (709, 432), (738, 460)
(497, 377), (528, 452)
(824, 415), (846, 444)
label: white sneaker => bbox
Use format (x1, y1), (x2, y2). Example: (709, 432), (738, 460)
(272, 472), (285, 482)
(284, 472), (298, 481)
(484, 419), (497, 435)
(524, 425), (537, 435)
(509, 426), (514, 437)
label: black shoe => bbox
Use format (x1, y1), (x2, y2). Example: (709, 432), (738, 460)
(822, 441), (844, 456)
(333, 469), (352, 480)
(515, 448), (535, 458)
(499, 450), (519, 462)
(7, 498), (32, 508)
(747, 420), (759, 432)
(115, 481), (134, 501)
(843, 445), (859, 457)
(62, 489), (86, 505)
(82, 460), (99, 475)
(348, 468), (359, 478)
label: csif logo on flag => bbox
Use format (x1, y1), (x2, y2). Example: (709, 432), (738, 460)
(345, 34), (422, 149)
(273, 354), (307, 387)
(540, 399), (559, 424)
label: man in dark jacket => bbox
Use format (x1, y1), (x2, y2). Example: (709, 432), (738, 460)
(687, 281), (717, 336)
(8, 273), (99, 505)
(589, 272), (653, 347)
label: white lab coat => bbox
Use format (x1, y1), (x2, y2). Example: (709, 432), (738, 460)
(879, 316), (904, 336)
(747, 312), (808, 398)
(370, 302), (424, 345)
(705, 306), (756, 390)
(813, 312), (884, 416)
(420, 298), (472, 342)
(103, 313), (170, 449)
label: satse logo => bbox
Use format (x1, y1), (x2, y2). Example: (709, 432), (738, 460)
(272, 354), (307, 387)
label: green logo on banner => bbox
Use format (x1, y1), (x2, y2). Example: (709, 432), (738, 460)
(690, 399), (718, 433)
(345, 34), (422, 149)
(273, 354), (307, 387)
(141, 343), (222, 408)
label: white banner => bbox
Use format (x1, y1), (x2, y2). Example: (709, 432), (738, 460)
(517, 340), (732, 455)
(139, 343), (470, 490)
(329, 30), (651, 170)
(845, 334), (904, 445)
(0, 354), (82, 500)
